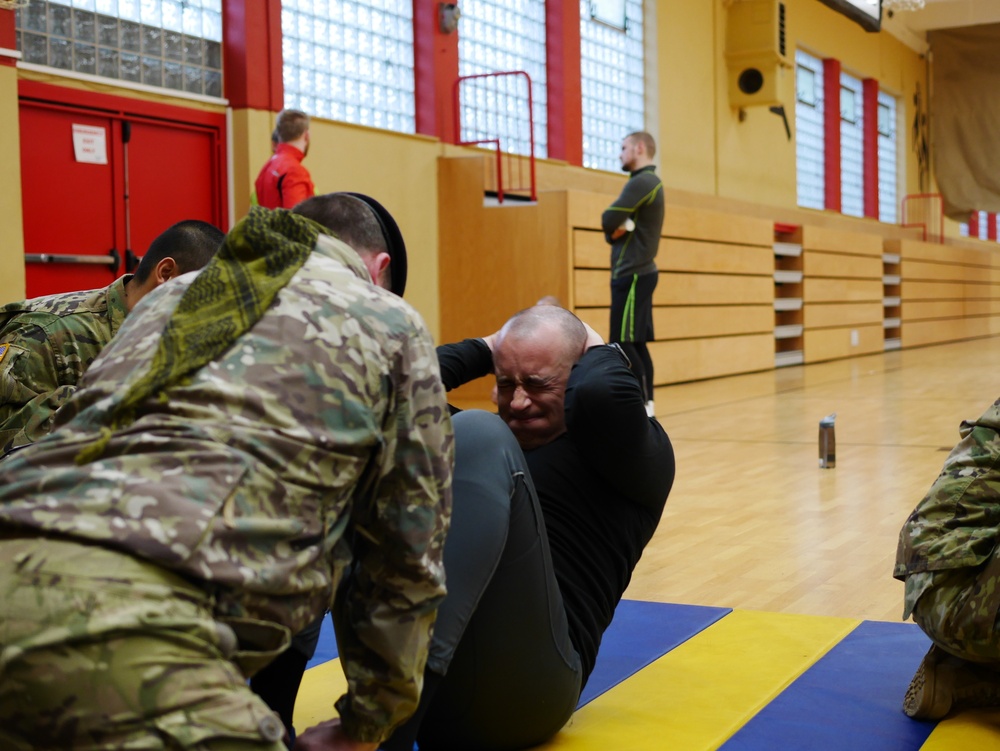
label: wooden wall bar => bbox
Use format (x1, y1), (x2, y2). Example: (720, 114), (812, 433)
(567, 192), (775, 386)
(890, 238), (1000, 348)
(799, 226), (884, 363)
(437, 155), (1000, 399)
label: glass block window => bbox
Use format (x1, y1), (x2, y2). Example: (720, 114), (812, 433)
(877, 90), (897, 224)
(979, 210), (989, 239)
(458, 0), (548, 159)
(840, 72), (864, 218)
(580, 0), (644, 172)
(16, 0), (223, 97)
(795, 49), (825, 211)
(282, 0), (415, 133)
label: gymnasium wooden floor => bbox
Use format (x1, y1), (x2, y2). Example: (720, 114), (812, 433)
(633, 336), (1000, 624)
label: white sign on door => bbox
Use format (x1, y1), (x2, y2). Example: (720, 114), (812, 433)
(72, 124), (108, 165)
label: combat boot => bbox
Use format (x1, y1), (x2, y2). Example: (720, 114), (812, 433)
(903, 644), (1000, 720)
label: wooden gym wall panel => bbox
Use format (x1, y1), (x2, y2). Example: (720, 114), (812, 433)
(652, 334), (775, 384)
(803, 252), (882, 279)
(664, 205), (773, 247)
(656, 273), (774, 306)
(901, 281), (997, 301)
(895, 228), (1000, 351)
(574, 269), (611, 306)
(888, 238), (999, 268)
(661, 238), (773, 275)
(804, 302), (884, 329)
(438, 156), (572, 403)
(439, 157), (571, 341)
(574, 229), (608, 268)
(803, 278), (883, 303)
(568, 193), (775, 385)
(797, 224), (884, 364)
(903, 300), (1000, 319)
(804, 325), (883, 363)
(903, 260), (997, 282)
(575, 305), (773, 343)
(574, 270), (775, 307)
(654, 305), (774, 339)
(567, 189), (612, 231)
(902, 317), (1000, 348)
(574, 307), (609, 339)
(801, 226), (882, 256)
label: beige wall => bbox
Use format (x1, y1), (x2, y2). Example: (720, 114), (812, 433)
(231, 113), (444, 338)
(657, 0), (718, 196)
(0, 63), (24, 304)
(299, 120), (443, 338)
(651, 0), (929, 215)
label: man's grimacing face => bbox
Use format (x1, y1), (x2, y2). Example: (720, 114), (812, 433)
(493, 325), (574, 451)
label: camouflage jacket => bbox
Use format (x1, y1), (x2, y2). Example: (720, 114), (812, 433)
(895, 398), (1000, 581)
(0, 276), (129, 455)
(0, 236), (453, 743)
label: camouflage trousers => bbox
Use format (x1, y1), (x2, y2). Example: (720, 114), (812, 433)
(0, 536), (288, 750)
(908, 545), (1000, 665)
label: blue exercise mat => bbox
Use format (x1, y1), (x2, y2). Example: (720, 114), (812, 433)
(306, 614), (338, 668)
(718, 619), (936, 751)
(306, 600), (732, 710)
(578, 600), (732, 707)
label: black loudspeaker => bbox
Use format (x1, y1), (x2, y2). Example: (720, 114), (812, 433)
(725, 0), (789, 108)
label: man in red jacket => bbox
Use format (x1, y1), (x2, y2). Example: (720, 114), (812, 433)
(254, 109), (316, 209)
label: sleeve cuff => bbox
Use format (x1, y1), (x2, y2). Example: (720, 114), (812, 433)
(334, 694), (393, 744)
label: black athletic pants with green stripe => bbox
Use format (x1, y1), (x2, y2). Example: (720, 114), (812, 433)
(610, 270), (657, 402)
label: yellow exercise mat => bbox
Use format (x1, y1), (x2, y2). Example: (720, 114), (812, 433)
(920, 707), (1000, 748)
(293, 657), (349, 731)
(540, 609), (857, 750)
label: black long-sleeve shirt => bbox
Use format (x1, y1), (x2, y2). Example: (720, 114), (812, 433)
(601, 166), (664, 281)
(436, 338), (675, 683)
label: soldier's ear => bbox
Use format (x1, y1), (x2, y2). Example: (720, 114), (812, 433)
(154, 257), (179, 284)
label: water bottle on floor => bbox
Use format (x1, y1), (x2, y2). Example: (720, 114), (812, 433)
(819, 413), (836, 469)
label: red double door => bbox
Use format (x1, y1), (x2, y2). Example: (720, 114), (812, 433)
(19, 81), (228, 298)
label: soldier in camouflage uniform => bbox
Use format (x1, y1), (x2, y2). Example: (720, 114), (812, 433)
(895, 397), (1000, 720)
(0, 199), (453, 751)
(0, 219), (223, 457)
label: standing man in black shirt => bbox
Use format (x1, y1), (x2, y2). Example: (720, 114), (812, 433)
(380, 304), (675, 751)
(602, 131), (665, 417)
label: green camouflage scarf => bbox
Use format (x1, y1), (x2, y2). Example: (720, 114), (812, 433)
(76, 206), (322, 464)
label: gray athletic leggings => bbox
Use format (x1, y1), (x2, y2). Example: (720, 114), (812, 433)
(393, 409), (582, 751)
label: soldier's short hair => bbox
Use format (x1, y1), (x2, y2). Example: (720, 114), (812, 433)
(293, 192), (408, 296)
(293, 194), (387, 257)
(133, 220), (225, 284)
(275, 109), (310, 143)
(627, 131), (657, 159)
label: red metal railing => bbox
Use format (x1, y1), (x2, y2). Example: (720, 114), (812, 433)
(900, 193), (944, 243)
(453, 70), (537, 203)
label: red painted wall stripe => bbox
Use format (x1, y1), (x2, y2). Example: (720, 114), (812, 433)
(862, 78), (879, 219)
(823, 58), (842, 213)
(0, 9), (16, 67)
(413, 0), (459, 142)
(969, 211), (981, 238)
(223, 0), (283, 111)
(546, 0), (582, 165)
(988, 213), (998, 241)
